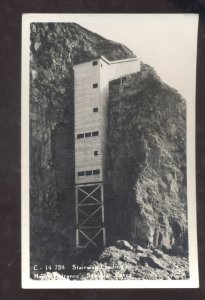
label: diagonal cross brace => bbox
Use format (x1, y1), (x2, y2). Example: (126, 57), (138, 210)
(79, 229), (97, 247)
(85, 228), (103, 247)
(78, 207), (99, 225)
(79, 228), (103, 247)
(79, 205), (102, 226)
(78, 185), (101, 204)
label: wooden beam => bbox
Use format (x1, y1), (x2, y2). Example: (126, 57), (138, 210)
(75, 186), (79, 248)
(77, 203), (103, 207)
(101, 185), (106, 247)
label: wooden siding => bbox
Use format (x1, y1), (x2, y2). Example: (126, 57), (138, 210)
(74, 59), (103, 184)
(74, 57), (140, 185)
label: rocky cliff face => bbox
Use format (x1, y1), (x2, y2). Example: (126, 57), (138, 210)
(30, 23), (187, 265)
(108, 63), (187, 253)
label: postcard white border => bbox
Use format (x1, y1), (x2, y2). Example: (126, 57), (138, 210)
(21, 13), (199, 289)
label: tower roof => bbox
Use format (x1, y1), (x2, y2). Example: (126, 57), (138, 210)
(73, 55), (138, 68)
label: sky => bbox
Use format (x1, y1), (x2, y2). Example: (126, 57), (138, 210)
(63, 14), (198, 104)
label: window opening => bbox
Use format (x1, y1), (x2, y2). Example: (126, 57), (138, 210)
(93, 83), (98, 88)
(93, 169), (100, 175)
(85, 132), (91, 138)
(92, 131), (99, 137)
(78, 171), (85, 177)
(77, 133), (84, 139)
(93, 107), (98, 113)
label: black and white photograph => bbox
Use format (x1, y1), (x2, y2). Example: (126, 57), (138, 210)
(21, 14), (199, 288)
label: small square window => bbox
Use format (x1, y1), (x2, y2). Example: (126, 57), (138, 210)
(92, 61), (98, 66)
(94, 151), (99, 156)
(78, 171), (85, 177)
(92, 131), (99, 137)
(93, 169), (100, 175)
(77, 133), (84, 139)
(93, 83), (98, 88)
(85, 132), (91, 138)
(85, 170), (92, 176)
(93, 107), (98, 113)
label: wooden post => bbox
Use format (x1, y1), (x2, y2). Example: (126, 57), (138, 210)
(75, 186), (79, 248)
(101, 184), (106, 247)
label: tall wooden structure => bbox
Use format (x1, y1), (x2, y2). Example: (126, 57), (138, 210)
(73, 55), (140, 249)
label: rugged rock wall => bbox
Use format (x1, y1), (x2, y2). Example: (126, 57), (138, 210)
(30, 23), (134, 264)
(108, 63), (187, 253)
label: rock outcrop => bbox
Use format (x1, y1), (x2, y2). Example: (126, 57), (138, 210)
(108, 63), (187, 252)
(34, 242), (189, 280)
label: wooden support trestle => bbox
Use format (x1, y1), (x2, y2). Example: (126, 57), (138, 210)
(75, 183), (106, 248)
